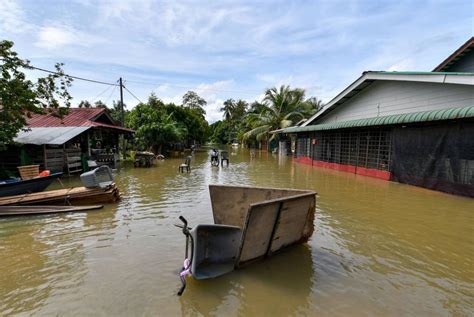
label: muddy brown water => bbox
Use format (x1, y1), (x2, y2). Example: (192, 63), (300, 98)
(1, 147), (473, 316)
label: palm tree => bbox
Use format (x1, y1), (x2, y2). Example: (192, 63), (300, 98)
(304, 97), (325, 115)
(243, 85), (308, 141)
(233, 99), (248, 120)
(220, 99), (235, 121)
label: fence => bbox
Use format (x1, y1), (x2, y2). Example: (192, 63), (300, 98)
(297, 127), (392, 171)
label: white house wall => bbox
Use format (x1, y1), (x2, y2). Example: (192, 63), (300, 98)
(315, 81), (474, 124)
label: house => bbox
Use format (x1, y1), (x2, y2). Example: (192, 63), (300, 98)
(279, 37), (474, 197)
(3, 107), (133, 175)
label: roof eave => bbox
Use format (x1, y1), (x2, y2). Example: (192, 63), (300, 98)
(433, 37), (474, 72)
(301, 71), (474, 127)
(281, 105), (474, 134)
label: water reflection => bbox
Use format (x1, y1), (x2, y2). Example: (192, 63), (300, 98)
(180, 244), (314, 316)
(0, 146), (473, 316)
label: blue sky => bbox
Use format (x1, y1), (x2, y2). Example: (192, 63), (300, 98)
(1, 0), (472, 122)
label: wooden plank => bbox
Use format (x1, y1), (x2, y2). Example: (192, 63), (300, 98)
(45, 149), (63, 154)
(0, 184), (120, 206)
(234, 190), (316, 267)
(269, 195), (315, 254)
(67, 156), (81, 162)
(209, 184), (312, 229)
(0, 205), (103, 216)
(47, 158), (65, 163)
(238, 201), (280, 264)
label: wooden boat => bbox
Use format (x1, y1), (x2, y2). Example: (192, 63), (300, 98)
(0, 184), (121, 206)
(0, 173), (63, 197)
(0, 205), (103, 216)
(177, 185), (316, 295)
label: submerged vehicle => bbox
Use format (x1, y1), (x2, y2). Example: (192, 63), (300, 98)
(177, 184), (316, 295)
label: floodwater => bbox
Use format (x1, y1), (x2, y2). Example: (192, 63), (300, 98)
(1, 147), (473, 316)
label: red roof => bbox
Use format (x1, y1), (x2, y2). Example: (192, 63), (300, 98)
(26, 108), (134, 133)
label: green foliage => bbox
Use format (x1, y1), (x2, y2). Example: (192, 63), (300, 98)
(127, 93), (209, 153)
(182, 90), (206, 117)
(78, 100), (92, 108)
(214, 98), (248, 144)
(302, 96), (324, 116)
(243, 85), (318, 142)
(110, 100), (127, 124)
(127, 97), (181, 153)
(94, 100), (107, 108)
(209, 120), (231, 144)
(0, 40), (73, 150)
(166, 103), (209, 144)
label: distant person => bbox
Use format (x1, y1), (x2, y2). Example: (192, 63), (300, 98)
(211, 149), (219, 165)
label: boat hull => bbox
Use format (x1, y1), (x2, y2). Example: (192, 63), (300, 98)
(0, 173), (63, 197)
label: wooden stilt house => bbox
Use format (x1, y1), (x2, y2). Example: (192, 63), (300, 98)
(2, 108), (133, 176)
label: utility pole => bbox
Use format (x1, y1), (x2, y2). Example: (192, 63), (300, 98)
(119, 77), (126, 160)
(119, 77), (124, 126)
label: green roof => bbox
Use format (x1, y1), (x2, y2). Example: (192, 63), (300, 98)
(372, 71), (474, 76)
(282, 106), (474, 133)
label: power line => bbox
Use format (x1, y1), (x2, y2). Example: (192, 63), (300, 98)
(104, 84), (118, 105)
(125, 79), (262, 96)
(29, 65), (118, 86)
(26, 64), (334, 100)
(91, 84), (115, 102)
(123, 85), (144, 104)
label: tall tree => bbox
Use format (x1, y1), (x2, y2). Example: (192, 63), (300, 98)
(304, 96), (324, 115)
(0, 40), (73, 150)
(243, 85), (308, 141)
(127, 100), (183, 154)
(233, 99), (248, 120)
(220, 99), (235, 121)
(94, 100), (107, 108)
(110, 100), (128, 124)
(78, 100), (92, 108)
(182, 91), (206, 116)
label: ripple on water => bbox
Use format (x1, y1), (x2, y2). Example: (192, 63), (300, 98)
(1, 148), (473, 316)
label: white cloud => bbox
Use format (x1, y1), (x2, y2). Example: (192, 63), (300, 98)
(155, 80), (236, 123)
(387, 58), (416, 72)
(0, 0), (32, 34)
(35, 24), (102, 49)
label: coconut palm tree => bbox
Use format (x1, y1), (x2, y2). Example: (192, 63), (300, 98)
(220, 99), (235, 121)
(304, 96), (325, 115)
(243, 85), (309, 141)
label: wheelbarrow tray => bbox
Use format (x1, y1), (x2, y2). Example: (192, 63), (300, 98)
(190, 224), (242, 279)
(209, 185), (316, 267)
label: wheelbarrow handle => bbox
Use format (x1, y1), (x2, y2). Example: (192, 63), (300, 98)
(179, 216), (188, 234)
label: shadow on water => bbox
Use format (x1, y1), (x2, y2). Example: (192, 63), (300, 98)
(179, 244), (314, 316)
(0, 204), (119, 316)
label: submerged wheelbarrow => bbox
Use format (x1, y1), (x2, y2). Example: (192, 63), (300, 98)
(177, 185), (316, 295)
(177, 216), (242, 295)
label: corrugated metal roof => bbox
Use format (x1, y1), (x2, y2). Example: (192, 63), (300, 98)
(89, 121), (135, 133)
(24, 108), (134, 133)
(282, 106), (474, 133)
(377, 71), (474, 76)
(27, 108), (105, 127)
(301, 71), (474, 127)
(14, 127), (91, 145)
